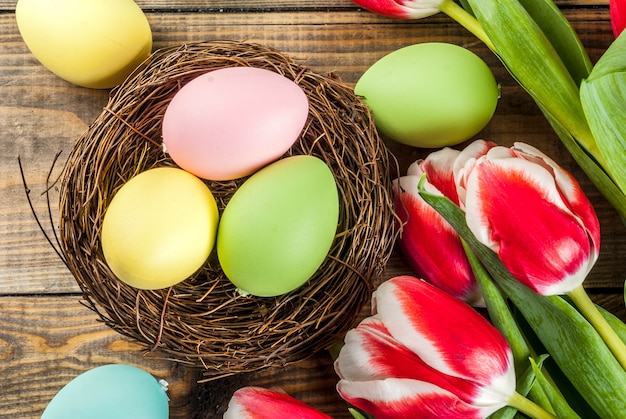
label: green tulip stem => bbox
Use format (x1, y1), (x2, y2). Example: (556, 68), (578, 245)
(439, 0), (496, 51)
(567, 284), (626, 371)
(507, 391), (557, 419)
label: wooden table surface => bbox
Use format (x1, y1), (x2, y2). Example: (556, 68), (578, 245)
(1, 1), (624, 418)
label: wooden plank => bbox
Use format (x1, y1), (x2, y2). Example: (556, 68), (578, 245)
(0, 296), (196, 418)
(0, 0), (610, 11)
(0, 105), (87, 294)
(1, 0), (359, 11)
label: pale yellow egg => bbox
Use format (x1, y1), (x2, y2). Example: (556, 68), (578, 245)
(101, 167), (219, 290)
(16, 0), (152, 89)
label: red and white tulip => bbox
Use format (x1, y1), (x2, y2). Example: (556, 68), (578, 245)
(393, 146), (488, 304)
(456, 141), (601, 296)
(351, 0), (443, 19)
(224, 386), (332, 419)
(335, 275), (516, 419)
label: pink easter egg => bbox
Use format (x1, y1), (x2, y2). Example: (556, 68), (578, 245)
(162, 66), (309, 181)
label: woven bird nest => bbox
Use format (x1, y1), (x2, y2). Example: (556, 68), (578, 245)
(58, 41), (396, 378)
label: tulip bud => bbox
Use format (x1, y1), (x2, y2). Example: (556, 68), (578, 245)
(335, 276), (517, 418)
(351, 0), (443, 19)
(458, 141), (600, 296)
(611, 0), (626, 37)
(393, 148), (482, 304)
(224, 386), (332, 419)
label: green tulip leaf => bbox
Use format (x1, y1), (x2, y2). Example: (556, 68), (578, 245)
(349, 408), (373, 419)
(515, 0), (591, 85)
(529, 357), (581, 419)
(458, 0), (592, 85)
(580, 31), (626, 196)
(463, 240), (533, 419)
(461, 240), (530, 368)
(584, 30), (626, 82)
(513, 307), (600, 418)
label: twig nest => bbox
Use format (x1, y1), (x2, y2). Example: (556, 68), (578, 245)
(58, 41), (396, 378)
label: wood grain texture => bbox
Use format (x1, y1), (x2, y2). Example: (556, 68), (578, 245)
(0, 0), (610, 10)
(0, 296), (196, 418)
(0, 1), (624, 418)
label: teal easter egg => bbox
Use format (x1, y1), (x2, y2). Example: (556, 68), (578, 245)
(355, 42), (499, 148)
(217, 155), (339, 297)
(41, 364), (169, 419)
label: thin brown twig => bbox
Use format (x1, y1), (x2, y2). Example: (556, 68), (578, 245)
(18, 153), (69, 267)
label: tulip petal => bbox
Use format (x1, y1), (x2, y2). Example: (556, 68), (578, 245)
(337, 378), (505, 419)
(351, 0), (442, 19)
(463, 152), (597, 294)
(453, 139), (498, 207)
(393, 176), (479, 302)
(611, 0), (626, 36)
(373, 276), (515, 398)
(417, 147), (462, 205)
(335, 316), (481, 401)
(224, 387), (332, 419)
(335, 316), (424, 382)
(512, 142), (600, 258)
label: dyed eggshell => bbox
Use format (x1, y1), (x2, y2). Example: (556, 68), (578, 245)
(101, 167), (219, 290)
(217, 155), (339, 297)
(355, 42), (499, 148)
(41, 364), (168, 419)
(15, 0), (152, 89)
(162, 67), (309, 181)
